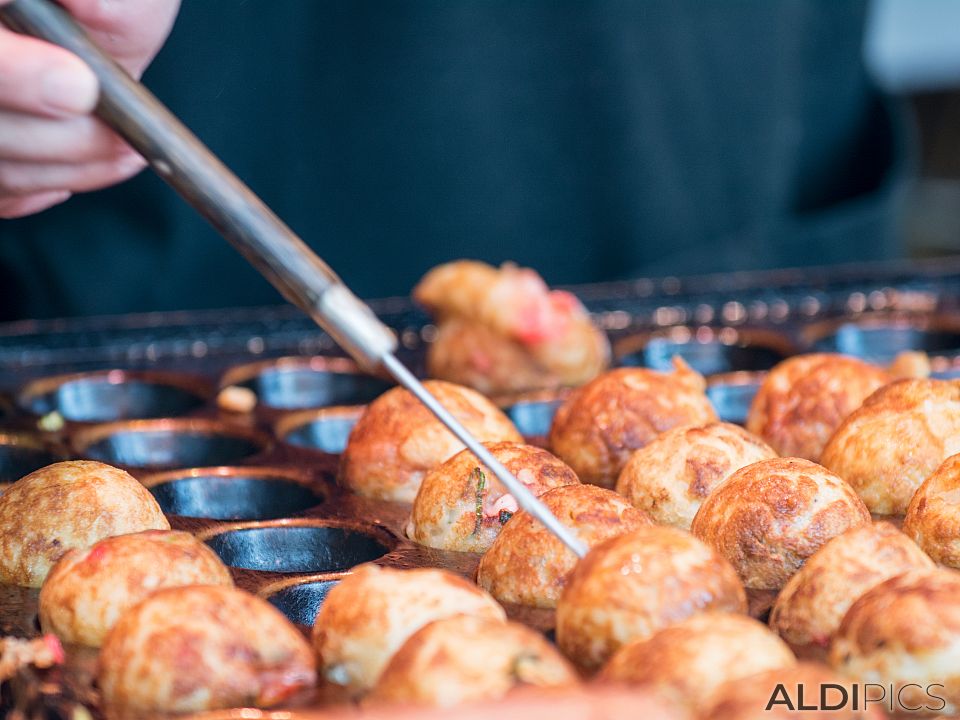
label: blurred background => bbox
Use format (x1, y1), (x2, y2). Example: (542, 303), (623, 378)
(867, 0), (960, 260)
(1, 0), (960, 320)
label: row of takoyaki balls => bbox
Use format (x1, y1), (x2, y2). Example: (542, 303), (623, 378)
(332, 348), (960, 716)
(5, 348), (960, 716)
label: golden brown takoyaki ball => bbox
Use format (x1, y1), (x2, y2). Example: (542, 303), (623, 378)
(312, 564), (506, 694)
(339, 380), (522, 503)
(700, 662), (887, 720)
(746, 353), (891, 461)
(829, 568), (960, 717)
(368, 614), (578, 707)
(548, 360), (717, 488)
(904, 453), (960, 568)
(0, 461), (169, 587)
(38, 530), (233, 647)
(407, 442), (579, 553)
(555, 525), (746, 671)
(615, 422), (776, 529)
(769, 522), (933, 658)
(414, 260), (610, 396)
(97, 585), (316, 714)
(690, 458), (870, 591)
(476, 484), (650, 608)
(598, 612), (795, 713)
(820, 378), (960, 516)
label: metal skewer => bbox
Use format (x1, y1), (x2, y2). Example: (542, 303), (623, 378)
(0, 0), (588, 558)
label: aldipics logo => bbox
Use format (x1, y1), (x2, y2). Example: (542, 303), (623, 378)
(766, 683), (947, 715)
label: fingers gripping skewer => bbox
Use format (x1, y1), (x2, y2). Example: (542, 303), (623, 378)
(0, 0), (589, 558)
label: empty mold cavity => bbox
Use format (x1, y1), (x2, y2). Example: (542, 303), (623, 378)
(146, 469), (323, 521)
(20, 371), (207, 423)
(0, 437), (63, 483)
(503, 398), (563, 438)
(222, 357), (392, 410)
(204, 524), (389, 573)
(266, 579), (339, 626)
(616, 328), (792, 376)
(812, 323), (960, 363)
(277, 408), (363, 455)
(77, 421), (267, 471)
(706, 375), (763, 425)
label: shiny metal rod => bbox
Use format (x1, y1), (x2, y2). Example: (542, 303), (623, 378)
(0, 0), (588, 559)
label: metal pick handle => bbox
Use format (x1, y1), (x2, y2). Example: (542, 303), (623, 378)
(0, 0), (588, 558)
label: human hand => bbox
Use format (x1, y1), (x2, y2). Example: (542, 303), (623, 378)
(0, 0), (180, 218)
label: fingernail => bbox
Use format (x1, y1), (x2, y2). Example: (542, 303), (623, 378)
(42, 62), (98, 114)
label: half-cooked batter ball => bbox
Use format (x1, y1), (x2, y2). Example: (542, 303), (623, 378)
(700, 662), (887, 720)
(339, 380), (522, 502)
(38, 530), (233, 647)
(97, 585), (316, 714)
(0, 461), (169, 587)
(368, 614), (578, 707)
(746, 353), (891, 461)
(904, 453), (960, 568)
(548, 361), (717, 488)
(598, 612), (795, 713)
(829, 568), (960, 717)
(770, 522), (933, 657)
(415, 261), (610, 396)
(556, 525), (746, 671)
(820, 378), (960, 515)
(616, 422), (776, 529)
(477, 484), (650, 608)
(407, 442), (579, 553)
(313, 564), (505, 693)
(691, 457), (870, 591)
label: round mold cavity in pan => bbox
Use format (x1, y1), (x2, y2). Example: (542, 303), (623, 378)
(261, 576), (340, 628)
(806, 316), (960, 364)
(0, 433), (66, 484)
(497, 389), (571, 439)
(142, 466), (326, 521)
(614, 326), (795, 376)
(72, 419), (271, 472)
(705, 371), (765, 425)
(198, 519), (393, 574)
(275, 406), (364, 455)
(220, 356), (393, 411)
(18, 370), (211, 423)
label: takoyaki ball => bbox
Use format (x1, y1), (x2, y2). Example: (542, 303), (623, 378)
(820, 378), (960, 516)
(746, 354), (891, 461)
(313, 564), (505, 694)
(691, 458), (870, 591)
(38, 530), (232, 648)
(476, 484), (650, 608)
(97, 585), (316, 715)
(407, 442), (579, 553)
(548, 360), (717, 488)
(904, 453), (960, 568)
(555, 525), (746, 671)
(368, 614), (578, 707)
(339, 380), (522, 503)
(770, 522), (933, 657)
(700, 663), (886, 720)
(829, 568), (960, 717)
(615, 422), (777, 529)
(598, 612), (795, 713)
(414, 260), (610, 395)
(0, 461), (169, 587)
(426, 319), (549, 397)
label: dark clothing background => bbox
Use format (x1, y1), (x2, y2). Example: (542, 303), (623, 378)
(0, 0), (907, 320)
